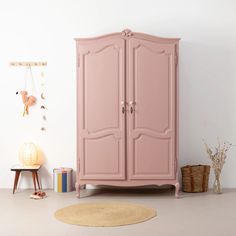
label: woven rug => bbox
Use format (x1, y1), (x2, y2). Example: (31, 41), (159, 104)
(54, 202), (156, 227)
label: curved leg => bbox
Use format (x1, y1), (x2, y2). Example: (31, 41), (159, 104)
(75, 182), (80, 198)
(175, 182), (180, 198)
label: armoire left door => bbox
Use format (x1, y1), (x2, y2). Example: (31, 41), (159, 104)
(77, 36), (126, 180)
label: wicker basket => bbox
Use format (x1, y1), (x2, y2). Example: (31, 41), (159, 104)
(181, 165), (210, 193)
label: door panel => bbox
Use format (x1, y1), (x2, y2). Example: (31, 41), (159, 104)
(78, 37), (125, 180)
(134, 136), (171, 176)
(84, 135), (121, 175)
(128, 37), (176, 179)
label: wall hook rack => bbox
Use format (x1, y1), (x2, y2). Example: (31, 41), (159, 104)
(10, 61), (47, 67)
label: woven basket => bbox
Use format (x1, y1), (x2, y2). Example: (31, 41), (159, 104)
(181, 165), (210, 193)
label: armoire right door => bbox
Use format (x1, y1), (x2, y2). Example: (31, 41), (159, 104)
(127, 36), (177, 180)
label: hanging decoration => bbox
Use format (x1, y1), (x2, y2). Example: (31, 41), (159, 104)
(20, 90), (36, 116)
(40, 70), (47, 132)
(11, 61), (47, 131)
(41, 93), (46, 100)
(17, 65), (37, 116)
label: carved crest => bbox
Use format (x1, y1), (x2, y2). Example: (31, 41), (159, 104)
(122, 29), (133, 37)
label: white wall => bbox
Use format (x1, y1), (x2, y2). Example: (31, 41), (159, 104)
(0, 0), (236, 189)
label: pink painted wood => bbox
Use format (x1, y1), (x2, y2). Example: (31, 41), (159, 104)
(76, 29), (180, 198)
(127, 37), (176, 180)
(77, 36), (126, 180)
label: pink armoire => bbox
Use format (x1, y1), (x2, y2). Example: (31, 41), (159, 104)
(75, 29), (180, 197)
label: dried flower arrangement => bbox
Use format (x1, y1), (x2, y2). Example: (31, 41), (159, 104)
(203, 138), (233, 193)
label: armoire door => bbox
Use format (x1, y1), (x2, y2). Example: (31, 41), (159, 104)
(77, 36), (126, 180)
(127, 37), (177, 180)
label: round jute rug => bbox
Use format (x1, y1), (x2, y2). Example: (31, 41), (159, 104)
(54, 202), (156, 227)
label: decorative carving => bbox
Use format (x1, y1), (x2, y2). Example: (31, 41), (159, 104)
(134, 44), (165, 55)
(122, 29), (133, 37)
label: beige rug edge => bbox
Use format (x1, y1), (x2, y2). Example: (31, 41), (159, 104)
(54, 202), (157, 227)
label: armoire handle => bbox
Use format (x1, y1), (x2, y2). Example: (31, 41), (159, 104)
(121, 101), (125, 114)
(130, 107), (134, 114)
(129, 101), (135, 114)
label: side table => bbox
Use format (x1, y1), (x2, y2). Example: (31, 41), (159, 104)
(11, 165), (41, 194)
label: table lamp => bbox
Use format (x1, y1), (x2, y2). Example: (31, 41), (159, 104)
(19, 142), (38, 166)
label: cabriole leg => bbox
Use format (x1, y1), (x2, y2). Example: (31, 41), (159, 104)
(175, 182), (180, 198)
(75, 182), (80, 198)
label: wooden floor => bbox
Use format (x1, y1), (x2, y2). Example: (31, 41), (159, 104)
(0, 188), (236, 236)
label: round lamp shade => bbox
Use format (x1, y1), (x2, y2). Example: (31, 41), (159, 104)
(19, 143), (38, 166)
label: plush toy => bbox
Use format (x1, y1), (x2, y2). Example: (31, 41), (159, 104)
(19, 90), (36, 116)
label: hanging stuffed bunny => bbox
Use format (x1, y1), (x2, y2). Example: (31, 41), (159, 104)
(20, 91), (36, 116)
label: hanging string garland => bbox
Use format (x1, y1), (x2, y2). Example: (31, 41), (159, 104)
(40, 71), (47, 132)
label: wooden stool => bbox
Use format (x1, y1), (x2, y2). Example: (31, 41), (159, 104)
(11, 165), (41, 194)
